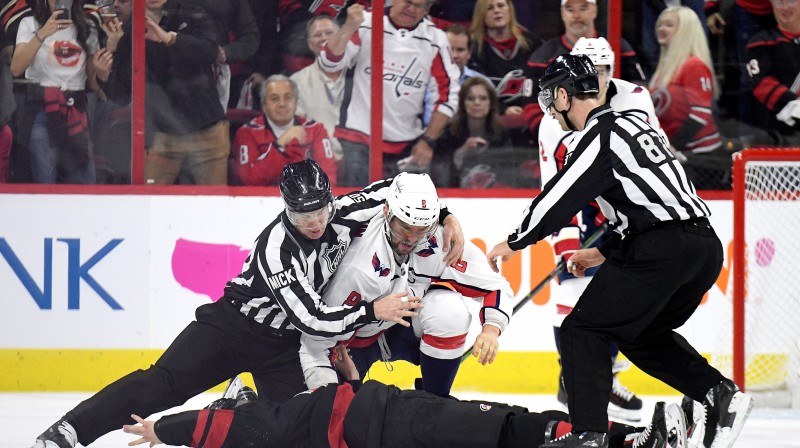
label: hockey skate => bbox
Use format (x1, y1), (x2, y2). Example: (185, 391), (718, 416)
(626, 402), (687, 448)
(609, 360), (643, 422)
(680, 395), (705, 448)
(540, 431), (609, 448)
(31, 419), (77, 448)
(204, 376), (258, 410)
(701, 379), (753, 448)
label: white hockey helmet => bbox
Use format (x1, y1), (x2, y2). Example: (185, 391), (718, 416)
(571, 37), (615, 75)
(386, 172), (440, 227)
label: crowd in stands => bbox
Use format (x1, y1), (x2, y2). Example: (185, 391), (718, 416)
(0, 0), (798, 188)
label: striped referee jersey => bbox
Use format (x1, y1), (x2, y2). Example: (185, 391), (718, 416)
(222, 179), (393, 338)
(508, 105), (711, 250)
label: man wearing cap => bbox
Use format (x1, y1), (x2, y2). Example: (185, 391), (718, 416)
(523, 0), (645, 137)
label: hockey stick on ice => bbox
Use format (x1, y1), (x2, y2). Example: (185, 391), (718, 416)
(460, 224), (609, 363)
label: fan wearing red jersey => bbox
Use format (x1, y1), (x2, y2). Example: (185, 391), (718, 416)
(649, 6), (721, 155)
(234, 74), (338, 185)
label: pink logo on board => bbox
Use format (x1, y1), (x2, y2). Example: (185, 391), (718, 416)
(171, 239), (249, 301)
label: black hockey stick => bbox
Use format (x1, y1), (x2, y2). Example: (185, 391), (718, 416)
(460, 224), (609, 363)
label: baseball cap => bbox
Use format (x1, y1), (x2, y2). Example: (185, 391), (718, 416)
(561, 0), (596, 5)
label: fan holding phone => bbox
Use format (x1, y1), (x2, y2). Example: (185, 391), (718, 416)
(9, 0), (100, 184)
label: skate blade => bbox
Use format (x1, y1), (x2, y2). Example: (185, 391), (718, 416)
(665, 403), (688, 448)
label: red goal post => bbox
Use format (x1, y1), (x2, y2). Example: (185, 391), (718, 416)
(730, 148), (800, 407)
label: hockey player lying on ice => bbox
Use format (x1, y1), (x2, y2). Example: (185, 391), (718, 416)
(123, 346), (689, 448)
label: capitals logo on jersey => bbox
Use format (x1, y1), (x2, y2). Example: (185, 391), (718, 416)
(369, 57), (426, 98)
(415, 235), (439, 258)
(372, 253), (391, 277)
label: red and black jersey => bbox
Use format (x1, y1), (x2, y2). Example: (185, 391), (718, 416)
(651, 56), (720, 153)
(233, 114), (338, 186)
(745, 26), (800, 132)
(154, 382), (356, 448)
(467, 29), (543, 113)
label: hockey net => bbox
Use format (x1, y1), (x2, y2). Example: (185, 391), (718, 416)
(712, 149), (800, 408)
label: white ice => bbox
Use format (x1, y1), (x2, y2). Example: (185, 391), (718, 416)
(3, 391), (799, 447)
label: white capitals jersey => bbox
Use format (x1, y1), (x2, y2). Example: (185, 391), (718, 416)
(318, 11), (461, 144)
(300, 212), (409, 387)
(300, 213), (514, 388)
(538, 78), (666, 185)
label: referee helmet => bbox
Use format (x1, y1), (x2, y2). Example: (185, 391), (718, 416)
(280, 159), (333, 213)
(537, 54), (600, 114)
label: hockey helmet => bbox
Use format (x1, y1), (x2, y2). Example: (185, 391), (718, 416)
(570, 37), (615, 73)
(280, 159), (334, 225)
(385, 173), (440, 247)
(538, 54), (600, 114)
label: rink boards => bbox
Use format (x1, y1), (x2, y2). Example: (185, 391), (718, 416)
(1, 193), (740, 394)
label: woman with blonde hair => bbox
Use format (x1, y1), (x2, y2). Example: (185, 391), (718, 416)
(467, 0), (541, 119)
(650, 6), (721, 156)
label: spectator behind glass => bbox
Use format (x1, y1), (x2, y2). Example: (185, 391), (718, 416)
(278, 0), (368, 74)
(317, 2), (460, 186)
(706, 0), (775, 128)
(188, 0), (259, 110)
(650, 6), (720, 155)
(434, 77), (535, 188)
(640, 0), (707, 77)
(744, 0), (800, 146)
(92, 0), (130, 103)
(143, 0), (229, 185)
(233, 74), (337, 186)
(467, 0), (541, 122)
(526, 0), (646, 141)
(290, 16), (344, 165)
(422, 25), (490, 126)
(10, 0), (99, 184)
(651, 6), (729, 190)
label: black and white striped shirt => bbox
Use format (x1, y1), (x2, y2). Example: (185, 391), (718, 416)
(508, 105), (711, 250)
(222, 179), (392, 337)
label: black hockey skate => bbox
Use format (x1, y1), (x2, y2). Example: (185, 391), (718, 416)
(626, 402), (686, 448)
(31, 419), (77, 448)
(205, 376), (258, 410)
(701, 379), (753, 448)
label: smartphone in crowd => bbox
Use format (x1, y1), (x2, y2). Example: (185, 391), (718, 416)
(54, 0), (72, 21)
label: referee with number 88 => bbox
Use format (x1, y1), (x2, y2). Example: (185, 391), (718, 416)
(486, 54), (753, 448)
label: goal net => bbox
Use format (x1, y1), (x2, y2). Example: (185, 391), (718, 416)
(712, 149), (800, 408)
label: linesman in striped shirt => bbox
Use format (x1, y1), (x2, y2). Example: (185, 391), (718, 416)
(486, 55), (752, 448)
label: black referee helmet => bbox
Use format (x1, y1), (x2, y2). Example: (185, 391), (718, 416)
(537, 54), (600, 113)
(279, 159), (333, 213)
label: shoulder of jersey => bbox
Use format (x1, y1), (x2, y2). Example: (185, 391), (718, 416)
(611, 78), (650, 96)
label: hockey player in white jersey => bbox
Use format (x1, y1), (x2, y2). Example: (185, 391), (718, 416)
(301, 173), (514, 396)
(537, 37), (667, 422)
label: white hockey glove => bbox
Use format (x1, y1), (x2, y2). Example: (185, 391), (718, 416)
(776, 98), (800, 126)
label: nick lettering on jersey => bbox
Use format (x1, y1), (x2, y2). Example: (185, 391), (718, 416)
(266, 268), (298, 290)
